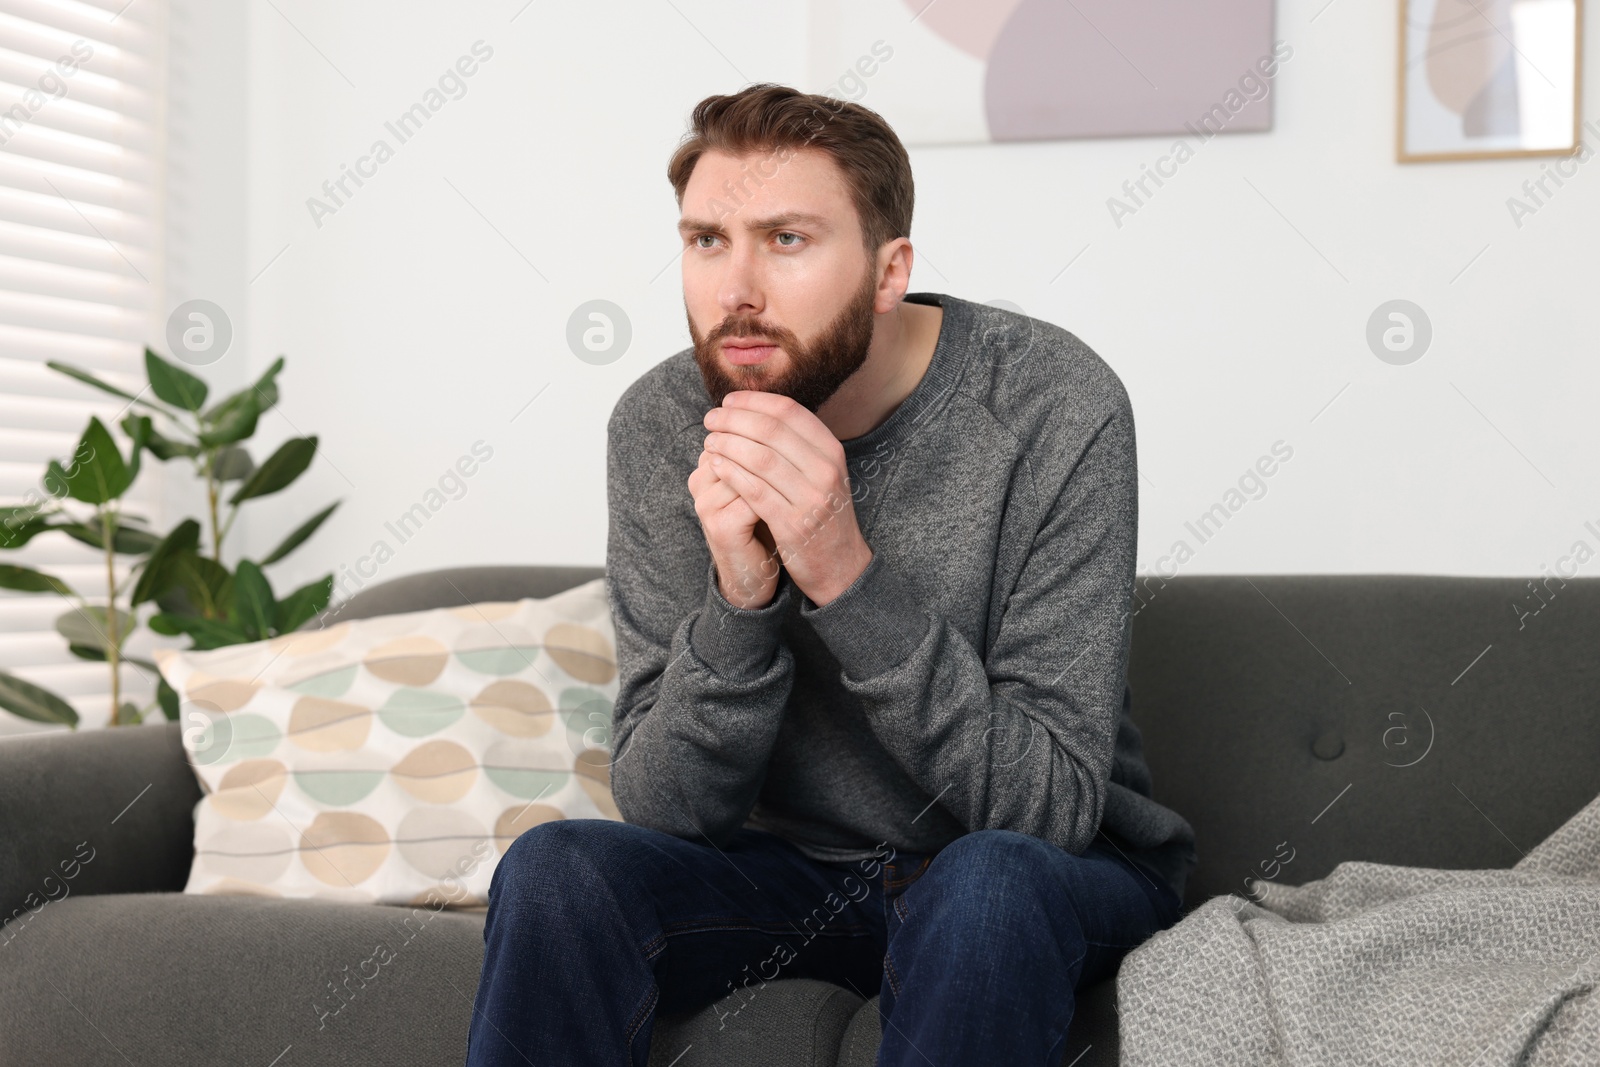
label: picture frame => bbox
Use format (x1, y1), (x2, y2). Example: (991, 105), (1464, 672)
(805, 0), (1279, 147)
(1397, 0), (1584, 162)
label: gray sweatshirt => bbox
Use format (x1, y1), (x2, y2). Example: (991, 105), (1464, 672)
(603, 291), (1198, 903)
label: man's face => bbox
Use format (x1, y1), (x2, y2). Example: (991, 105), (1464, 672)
(679, 147), (882, 412)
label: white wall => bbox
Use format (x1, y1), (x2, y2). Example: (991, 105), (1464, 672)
(229, 0), (1600, 602)
(165, 0), (250, 516)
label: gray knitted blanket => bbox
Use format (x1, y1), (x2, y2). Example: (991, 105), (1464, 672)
(1117, 790), (1600, 1065)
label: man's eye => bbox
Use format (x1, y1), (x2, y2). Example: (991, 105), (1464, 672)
(694, 234), (717, 249)
(775, 232), (801, 247)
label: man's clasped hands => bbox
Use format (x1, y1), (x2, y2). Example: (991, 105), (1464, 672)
(689, 390), (873, 611)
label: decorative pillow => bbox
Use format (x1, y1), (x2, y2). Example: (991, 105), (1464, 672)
(152, 577), (621, 909)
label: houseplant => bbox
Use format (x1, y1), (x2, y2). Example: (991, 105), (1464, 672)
(0, 348), (339, 728)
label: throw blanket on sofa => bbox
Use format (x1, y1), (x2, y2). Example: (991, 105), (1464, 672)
(1117, 790), (1600, 1065)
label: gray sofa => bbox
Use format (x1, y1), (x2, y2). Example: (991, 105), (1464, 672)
(4, 565), (1597, 1066)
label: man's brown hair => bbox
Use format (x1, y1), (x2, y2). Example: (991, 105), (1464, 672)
(667, 83), (914, 256)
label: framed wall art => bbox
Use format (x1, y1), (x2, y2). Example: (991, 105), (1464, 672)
(807, 0), (1280, 147)
(1398, 0), (1584, 162)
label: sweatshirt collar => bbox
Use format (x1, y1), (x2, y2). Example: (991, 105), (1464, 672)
(840, 291), (972, 462)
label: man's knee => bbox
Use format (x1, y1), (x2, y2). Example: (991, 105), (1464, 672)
(922, 830), (1072, 928)
(937, 828), (1059, 882)
(492, 818), (640, 903)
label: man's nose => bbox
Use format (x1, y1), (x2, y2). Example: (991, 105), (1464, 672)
(717, 244), (765, 317)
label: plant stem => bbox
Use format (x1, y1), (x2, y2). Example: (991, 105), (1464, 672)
(204, 448), (222, 561)
(218, 503), (240, 547)
(100, 505), (122, 726)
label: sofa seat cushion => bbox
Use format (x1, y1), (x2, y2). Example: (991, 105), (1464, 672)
(5, 890), (873, 1066)
(2, 891), (487, 1066)
(648, 978), (864, 1066)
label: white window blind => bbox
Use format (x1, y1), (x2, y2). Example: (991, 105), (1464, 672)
(0, 0), (168, 733)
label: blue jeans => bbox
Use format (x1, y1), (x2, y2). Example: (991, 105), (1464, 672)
(464, 820), (1183, 1066)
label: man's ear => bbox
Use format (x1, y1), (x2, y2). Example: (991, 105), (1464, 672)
(875, 237), (913, 313)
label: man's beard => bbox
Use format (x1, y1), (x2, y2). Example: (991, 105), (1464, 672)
(689, 267), (877, 413)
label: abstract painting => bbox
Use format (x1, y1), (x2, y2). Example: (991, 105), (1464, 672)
(1398, 0), (1583, 162)
(806, 0), (1280, 146)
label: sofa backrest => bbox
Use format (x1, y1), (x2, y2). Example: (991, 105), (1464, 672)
(1129, 574), (1600, 908)
(311, 567), (1600, 909)
(304, 565), (607, 626)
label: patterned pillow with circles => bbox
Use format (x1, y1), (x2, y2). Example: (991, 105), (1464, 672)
(152, 577), (620, 909)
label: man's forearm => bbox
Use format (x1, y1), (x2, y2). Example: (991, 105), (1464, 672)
(606, 557), (797, 845)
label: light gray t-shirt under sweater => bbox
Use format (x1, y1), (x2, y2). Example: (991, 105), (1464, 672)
(603, 291), (1198, 902)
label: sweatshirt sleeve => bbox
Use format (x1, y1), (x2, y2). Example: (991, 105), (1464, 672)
(603, 403), (797, 848)
(797, 402), (1138, 857)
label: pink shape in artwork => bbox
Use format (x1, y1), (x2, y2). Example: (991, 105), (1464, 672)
(900, 0), (1025, 61)
(983, 0), (1277, 141)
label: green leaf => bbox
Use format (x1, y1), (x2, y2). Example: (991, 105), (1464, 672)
(154, 586), (190, 615)
(46, 361), (144, 405)
(156, 676), (180, 720)
(117, 701), (144, 726)
(115, 411), (195, 464)
(55, 606), (135, 654)
(144, 346), (208, 412)
(67, 642), (106, 661)
(0, 563), (73, 597)
(118, 526), (166, 553)
(275, 574), (334, 634)
(198, 392), (259, 448)
(212, 445), (255, 482)
(123, 412), (152, 483)
(163, 550), (232, 621)
(252, 356), (285, 411)
(0, 670), (78, 726)
(229, 436), (317, 505)
(136, 420), (201, 461)
(59, 522), (164, 555)
(45, 417), (131, 504)
(230, 559), (275, 640)
(148, 612), (250, 651)
(259, 501), (339, 566)
(130, 519), (201, 606)
(204, 356), (284, 423)
(0, 508), (55, 550)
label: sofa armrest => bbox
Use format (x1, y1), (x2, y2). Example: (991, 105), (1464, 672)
(1, 721), (202, 933)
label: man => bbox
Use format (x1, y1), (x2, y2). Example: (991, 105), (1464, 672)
(465, 83), (1197, 1066)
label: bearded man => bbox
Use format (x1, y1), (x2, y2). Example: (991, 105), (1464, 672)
(466, 82), (1196, 1067)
